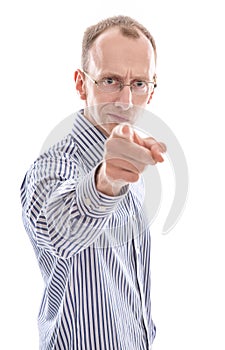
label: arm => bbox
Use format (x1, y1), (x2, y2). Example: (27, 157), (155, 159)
(21, 142), (128, 259)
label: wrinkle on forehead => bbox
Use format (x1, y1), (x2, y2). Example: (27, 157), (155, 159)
(87, 27), (155, 78)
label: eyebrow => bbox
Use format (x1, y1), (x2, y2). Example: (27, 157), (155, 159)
(98, 72), (151, 81)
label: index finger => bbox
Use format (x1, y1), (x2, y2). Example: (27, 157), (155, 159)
(143, 137), (167, 153)
(111, 124), (134, 142)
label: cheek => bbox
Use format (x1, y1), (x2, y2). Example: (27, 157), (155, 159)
(92, 89), (117, 103)
(132, 93), (151, 107)
(86, 90), (95, 103)
(86, 90), (106, 107)
(133, 99), (150, 109)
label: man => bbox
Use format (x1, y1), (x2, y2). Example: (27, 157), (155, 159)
(21, 15), (166, 349)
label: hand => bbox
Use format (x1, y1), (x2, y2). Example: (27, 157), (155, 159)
(96, 124), (166, 196)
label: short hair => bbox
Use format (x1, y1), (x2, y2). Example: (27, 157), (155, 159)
(81, 15), (157, 72)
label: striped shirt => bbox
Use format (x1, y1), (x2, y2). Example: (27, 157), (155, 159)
(20, 110), (156, 350)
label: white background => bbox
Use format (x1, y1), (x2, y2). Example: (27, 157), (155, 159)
(1, 0), (224, 349)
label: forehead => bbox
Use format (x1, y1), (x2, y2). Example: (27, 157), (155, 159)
(88, 27), (155, 77)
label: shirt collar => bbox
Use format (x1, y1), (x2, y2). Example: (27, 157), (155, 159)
(72, 109), (107, 168)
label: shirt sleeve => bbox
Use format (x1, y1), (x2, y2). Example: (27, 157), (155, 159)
(21, 147), (129, 259)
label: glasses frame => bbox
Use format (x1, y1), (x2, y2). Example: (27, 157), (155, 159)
(82, 70), (157, 94)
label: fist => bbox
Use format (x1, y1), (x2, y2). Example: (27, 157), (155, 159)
(96, 124), (166, 196)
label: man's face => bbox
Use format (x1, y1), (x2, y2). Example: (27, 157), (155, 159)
(76, 27), (156, 136)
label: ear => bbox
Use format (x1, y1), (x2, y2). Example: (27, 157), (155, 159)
(147, 90), (154, 104)
(74, 69), (87, 100)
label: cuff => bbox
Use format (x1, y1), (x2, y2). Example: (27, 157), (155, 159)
(76, 166), (129, 217)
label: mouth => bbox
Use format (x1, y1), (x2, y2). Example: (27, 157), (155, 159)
(107, 113), (131, 124)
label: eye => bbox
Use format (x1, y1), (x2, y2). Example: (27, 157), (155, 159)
(132, 80), (147, 89)
(102, 77), (120, 86)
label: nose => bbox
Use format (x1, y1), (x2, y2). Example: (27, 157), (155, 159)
(114, 85), (133, 110)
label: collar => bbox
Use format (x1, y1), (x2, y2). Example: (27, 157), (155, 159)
(72, 109), (107, 169)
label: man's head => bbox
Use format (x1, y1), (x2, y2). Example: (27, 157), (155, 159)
(75, 15), (157, 135)
(81, 15), (157, 73)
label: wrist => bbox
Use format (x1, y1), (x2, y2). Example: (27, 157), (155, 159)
(95, 163), (124, 196)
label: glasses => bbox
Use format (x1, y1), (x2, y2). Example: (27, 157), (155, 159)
(83, 71), (157, 95)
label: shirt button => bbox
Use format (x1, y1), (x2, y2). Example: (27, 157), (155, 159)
(136, 246), (140, 254)
(98, 206), (106, 212)
(84, 198), (91, 206)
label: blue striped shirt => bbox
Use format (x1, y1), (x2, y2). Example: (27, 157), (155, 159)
(20, 110), (156, 350)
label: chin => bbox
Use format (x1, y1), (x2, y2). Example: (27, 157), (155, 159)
(100, 123), (118, 136)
